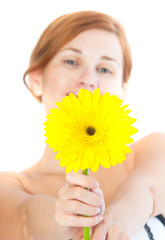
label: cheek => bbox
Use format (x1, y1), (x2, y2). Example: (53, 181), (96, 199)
(44, 64), (74, 89)
(100, 76), (124, 97)
(111, 84), (124, 98)
(42, 67), (62, 95)
(42, 67), (73, 111)
(41, 73), (59, 109)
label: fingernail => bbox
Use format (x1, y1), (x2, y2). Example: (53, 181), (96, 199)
(98, 216), (103, 222)
(93, 181), (99, 188)
(97, 207), (100, 213)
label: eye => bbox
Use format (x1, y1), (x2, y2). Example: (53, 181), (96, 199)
(98, 68), (112, 74)
(64, 59), (78, 66)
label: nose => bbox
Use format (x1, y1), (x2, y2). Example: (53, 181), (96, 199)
(76, 68), (99, 90)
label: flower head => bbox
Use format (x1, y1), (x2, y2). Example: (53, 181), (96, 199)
(44, 88), (138, 173)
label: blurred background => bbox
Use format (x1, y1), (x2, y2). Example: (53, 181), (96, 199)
(0, 0), (165, 171)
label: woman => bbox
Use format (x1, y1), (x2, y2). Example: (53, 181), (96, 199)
(0, 11), (165, 240)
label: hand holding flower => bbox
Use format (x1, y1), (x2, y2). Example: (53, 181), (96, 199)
(91, 217), (129, 240)
(44, 88), (137, 239)
(55, 171), (105, 239)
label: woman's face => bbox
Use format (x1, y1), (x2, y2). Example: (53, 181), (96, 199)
(39, 29), (125, 115)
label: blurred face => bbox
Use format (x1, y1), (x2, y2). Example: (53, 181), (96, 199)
(40, 29), (125, 115)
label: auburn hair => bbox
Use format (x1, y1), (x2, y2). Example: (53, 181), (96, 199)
(23, 11), (132, 102)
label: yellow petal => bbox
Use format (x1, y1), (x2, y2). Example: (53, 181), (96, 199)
(44, 88), (138, 173)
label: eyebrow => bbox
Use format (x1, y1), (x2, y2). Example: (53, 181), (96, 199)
(60, 48), (120, 66)
(60, 47), (82, 54)
(101, 56), (120, 67)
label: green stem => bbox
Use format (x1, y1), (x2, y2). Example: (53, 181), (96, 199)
(83, 168), (90, 240)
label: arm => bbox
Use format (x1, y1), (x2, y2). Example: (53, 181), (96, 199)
(0, 172), (30, 240)
(92, 132), (165, 239)
(0, 171), (104, 240)
(131, 132), (165, 216)
(22, 194), (67, 240)
(0, 172), (68, 240)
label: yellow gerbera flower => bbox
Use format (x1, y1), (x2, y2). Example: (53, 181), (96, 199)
(44, 88), (138, 173)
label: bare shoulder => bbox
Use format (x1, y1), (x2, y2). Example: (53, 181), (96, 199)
(0, 172), (31, 239)
(135, 132), (165, 149)
(123, 132), (165, 172)
(133, 132), (165, 165)
(0, 171), (24, 189)
(0, 171), (31, 200)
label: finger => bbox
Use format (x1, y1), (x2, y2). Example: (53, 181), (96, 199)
(91, 188), (105, 216)
(115, 232), (130, 240)
(66, 171), (99, 189)
(106, 225), (128, 240)
(59, 185), (102, 207)
(55, 213), (103, 227)
(91, 220), (107, 240)
(56, 199), (101, 216)
(92, 219), (124, 240)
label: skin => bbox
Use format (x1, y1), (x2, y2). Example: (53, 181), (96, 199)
(0, 29), (165, 240)
(39, 29), (125, 116)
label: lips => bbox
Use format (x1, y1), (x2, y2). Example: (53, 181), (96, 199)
(66, 92), (78, 98)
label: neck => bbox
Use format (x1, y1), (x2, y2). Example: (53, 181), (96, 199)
(38, 144), (66, 174)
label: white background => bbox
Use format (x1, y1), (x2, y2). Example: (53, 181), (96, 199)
(0, 0), (165, 172)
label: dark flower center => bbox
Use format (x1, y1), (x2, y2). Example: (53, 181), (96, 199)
(86, 126), (96, 136)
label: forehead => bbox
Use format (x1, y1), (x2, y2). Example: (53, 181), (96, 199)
(60, 29), (123, 64)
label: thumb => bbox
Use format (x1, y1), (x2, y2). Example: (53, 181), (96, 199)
(91, 222), (106, 239)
